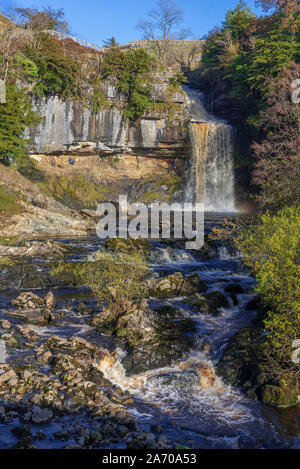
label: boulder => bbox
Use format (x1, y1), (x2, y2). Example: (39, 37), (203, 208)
(1, 320), (11, 329)
(9, 291), (56, 325)
(0, 368), (17, 385)
(203, 291), (230, 314)
(31, 406), (53, 424)
(95, 299), (196, 375)
(224, 283), (244, 294)
(45, 291), (56, 310)
(217, 326), (299, 408)
(149, 272), (207, 298)
(148, 371), (199, 387)
(186, 294), (210, 314)
(186, 290), (229, 315)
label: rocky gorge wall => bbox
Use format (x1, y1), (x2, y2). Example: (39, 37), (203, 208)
(26, 82), (189, 159)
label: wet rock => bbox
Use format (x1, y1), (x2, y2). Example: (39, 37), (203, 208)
(149, 272), (207, 298)
(149, 371), (199, 387)
(203, 291), (230, 314)
(217, 325), (299, 408)
(151, 424), (163, 434)
(245, 297), (261, 311)
(217, 326), (262, 388)
(9, 291), (56, 325)
(45, 291), (56, 310)
(262, 384), (300, 408)
(117, 425), (129, 437)
(224, 283), (244, 294)
(0, 368), (17, 385)
(12, 424), (32, 439)
(153, 304), (189, 319)
(116, 301), (196, 375)
(35, 430), (46, 440)
(198, 239), (219, 259)
(186, 294), (210, 314)
(54, 430), (71, 441)
(12, 292), (45, 310)
(31, 406), (53, 424)
(1, 320), (11, 329)
(36, 351), (52, 365)
(11, 436), (33, 449)
(0, 240), (68, 259)
(8, 309), (48, 326)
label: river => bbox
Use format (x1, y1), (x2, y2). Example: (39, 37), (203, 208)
(0, 213), (298, 449)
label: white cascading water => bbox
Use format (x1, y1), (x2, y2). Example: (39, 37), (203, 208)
(183, 87), (235, 212)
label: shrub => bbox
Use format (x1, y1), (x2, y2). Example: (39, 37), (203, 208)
(74, 249), (149, 306)
(52, 248), (149, 312)
(101, 48), (154, 120)
(235, 206), (300, 384)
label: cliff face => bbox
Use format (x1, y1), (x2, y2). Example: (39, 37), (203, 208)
(26, 82), (188, 158)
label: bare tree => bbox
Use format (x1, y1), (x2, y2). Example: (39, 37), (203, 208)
(14, 6), (70, 33)
(137, 0), (184, 61)
(0, 28), (33, 81)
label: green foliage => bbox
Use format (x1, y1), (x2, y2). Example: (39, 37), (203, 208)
(15, 55), (39, 83)
(0, 82), (40, 161)
(105, 237), (151, 255)
(53, 248), (149, 307)
(26, 34), (79, 98)
(0, 256), (14, 266)
(224, 1), (255, 40)
(90, 88), (110, 114)
(16, 155), (45, 182)
(0, 185), (23, 216)
(202, 4), (298, 110)
(102, 37), (119, 49)
(40, 175), (115, 209)
(235, 206), (300, 383)
(101, 48), (154, 119)
(169, 72), (186, 87)
(231, 31), (298, 99)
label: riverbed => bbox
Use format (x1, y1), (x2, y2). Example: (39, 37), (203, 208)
(0, 213), (299, 449)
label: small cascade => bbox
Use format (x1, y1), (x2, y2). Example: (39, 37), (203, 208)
(184, 87), (235, 212)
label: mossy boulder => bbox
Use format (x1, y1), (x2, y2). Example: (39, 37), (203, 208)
(94, 299), (196, 375)
(186, 290), (229, 315)
(262, 383), (299, 408)
(186, 294), (210, 314)
(105, 237), (151, 256)
(148, 272), (207, 298)
(218, 326), (299, 408)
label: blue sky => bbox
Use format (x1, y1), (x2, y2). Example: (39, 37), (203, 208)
(10, 0), (263, 45)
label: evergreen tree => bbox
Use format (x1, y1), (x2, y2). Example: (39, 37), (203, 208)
(0, 82), (40, 162)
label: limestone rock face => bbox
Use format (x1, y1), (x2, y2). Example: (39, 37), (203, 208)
(27, 91), (187, 156)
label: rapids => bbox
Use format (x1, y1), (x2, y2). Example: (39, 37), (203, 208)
(0, 215), (298, 449)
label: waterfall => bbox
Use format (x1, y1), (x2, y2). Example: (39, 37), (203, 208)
(184, 87), (235, 212)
